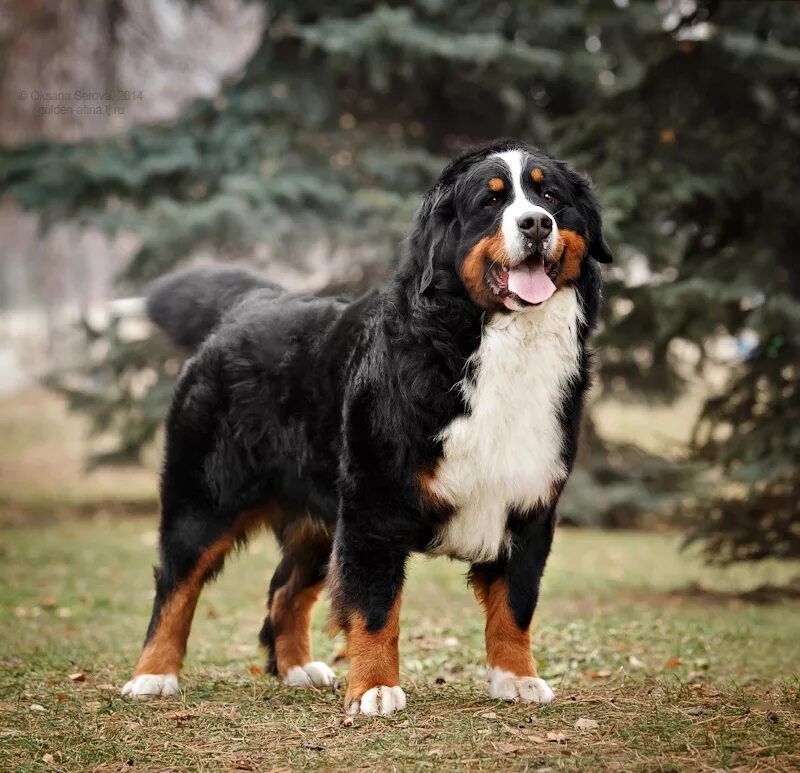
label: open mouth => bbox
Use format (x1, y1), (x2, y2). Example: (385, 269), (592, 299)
(488, 248), (561, 308)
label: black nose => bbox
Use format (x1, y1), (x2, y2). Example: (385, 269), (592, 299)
(517, 212), (553, 241)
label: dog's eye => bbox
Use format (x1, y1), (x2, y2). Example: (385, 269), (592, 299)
(485, 194), (501, 208)
(543, 191), (559, 206)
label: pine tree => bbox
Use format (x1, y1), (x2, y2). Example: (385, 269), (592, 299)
(1, 1), (798, 561)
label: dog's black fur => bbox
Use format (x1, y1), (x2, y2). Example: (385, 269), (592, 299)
(133, 139), (610, 704)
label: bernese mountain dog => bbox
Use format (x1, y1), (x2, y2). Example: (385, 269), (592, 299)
(121, 138), (612, 716)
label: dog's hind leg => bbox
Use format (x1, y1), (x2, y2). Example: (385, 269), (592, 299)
(121, 342), (275, 699)
(121, 503), (267, 699)
(258, 517), (337, 689)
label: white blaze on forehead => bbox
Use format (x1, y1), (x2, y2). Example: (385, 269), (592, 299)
(493, 149), (558, 264)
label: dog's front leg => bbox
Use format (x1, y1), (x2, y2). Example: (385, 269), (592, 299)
(469, 507), (557, 705)
(328, 517), (409, 716)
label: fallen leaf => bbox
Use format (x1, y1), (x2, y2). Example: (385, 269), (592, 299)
(42, 754), (55, 764)
(587, 670), (612, 680)
(39, 595), (58, 608)
(546, 731), (567, 743)
(167, 711), (197, 722)
(30, 704), (46, 712)
(686, 707), (705, 716)
(56, 607), (72, 618)
(575, 718), (599, 731)
(68, 672), (86, 682)
(249, 664), (263, 676)
(481, 711), (498, 719)
(628, 655), (646, 670)
(664, 657), (682, 669)
(495, 742), (522, 753)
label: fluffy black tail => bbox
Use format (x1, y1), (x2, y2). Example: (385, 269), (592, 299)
(146, 265), (282, 350)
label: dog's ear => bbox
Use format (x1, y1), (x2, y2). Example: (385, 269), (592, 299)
(416, 184), (456, 295)
(570, 168), (612, 264)
(592, 234), (613, 264)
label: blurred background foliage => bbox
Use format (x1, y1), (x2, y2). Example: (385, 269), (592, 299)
(0, 0), (798, 564)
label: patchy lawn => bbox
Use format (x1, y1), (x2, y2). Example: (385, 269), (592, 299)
(0, 389), (159, 524)
(1, 517), (798, 772)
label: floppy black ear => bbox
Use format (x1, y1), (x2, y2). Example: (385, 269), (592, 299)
(592, 235), (613, 264)
(415, 184), (456, 295)
(569, 168), (612, 264)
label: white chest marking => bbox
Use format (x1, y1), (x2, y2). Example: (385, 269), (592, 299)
(430, 288), (584, 563)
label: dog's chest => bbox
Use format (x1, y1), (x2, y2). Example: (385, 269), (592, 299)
(429, 289), (583, 563)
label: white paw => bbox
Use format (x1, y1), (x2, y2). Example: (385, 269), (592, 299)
(121, 673), (179, 699)
(487, 667), (554, 704)
(283, 662), (339, 690)
(348, 685), (407, 716)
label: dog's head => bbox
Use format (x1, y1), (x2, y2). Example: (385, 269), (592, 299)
(413, 140), (612, 310)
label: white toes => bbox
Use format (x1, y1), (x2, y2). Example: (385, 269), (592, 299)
(121, 673), (179, 699)
(487, 667), (554, 704)
(283, 662), (339, 690)
(348, 685), (407, 716)
(302, 661), (339, 689)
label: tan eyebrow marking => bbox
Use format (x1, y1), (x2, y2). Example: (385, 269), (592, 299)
(488, 177), (505, 192)
(531, 168), (544, 183)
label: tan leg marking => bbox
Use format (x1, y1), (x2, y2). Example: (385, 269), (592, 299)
(472, 575), (537, 677)
(344, 595), (402, 707)
(272, 579), (324, 677)
(133, 509), (267, 678)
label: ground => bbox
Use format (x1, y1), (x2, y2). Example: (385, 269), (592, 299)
(1, 519), (799, 772)
(1, 392), (799, 772)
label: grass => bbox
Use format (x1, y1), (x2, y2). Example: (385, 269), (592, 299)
(0, 389), (158, 525)
(1, 390), (798, 770)
(1, 518), (799, 772)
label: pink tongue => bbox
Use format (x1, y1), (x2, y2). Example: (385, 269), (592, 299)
(507, 262), (557, 305)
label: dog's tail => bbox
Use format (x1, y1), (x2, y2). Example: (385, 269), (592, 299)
(146, 265), (282, 350)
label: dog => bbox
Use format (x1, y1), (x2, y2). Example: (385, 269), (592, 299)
(121, 138), (611, 715)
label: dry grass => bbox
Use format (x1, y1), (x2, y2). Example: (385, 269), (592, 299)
(1, 518), (799, 772)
